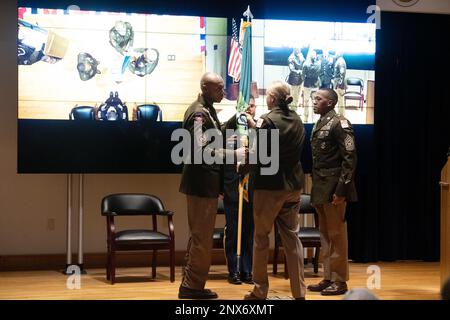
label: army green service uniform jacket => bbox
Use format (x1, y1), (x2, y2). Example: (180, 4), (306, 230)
(310, 109), (357, 205)
(252, 106), (305, 191)
(179, 94), (225, 198)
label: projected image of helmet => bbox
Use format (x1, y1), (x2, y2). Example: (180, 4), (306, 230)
(77, 52), (101, 81)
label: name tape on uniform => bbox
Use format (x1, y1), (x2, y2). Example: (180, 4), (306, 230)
(256, 118), (264, 128)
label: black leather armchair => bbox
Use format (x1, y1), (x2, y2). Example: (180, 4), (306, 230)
(101, 193), (175, 284)
(69, 106), (95, 120)
(136, 104), (163, 122)
(343, 77), (365, 110)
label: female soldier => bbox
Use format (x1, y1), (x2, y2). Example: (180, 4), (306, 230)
(244, 81), (306, 300)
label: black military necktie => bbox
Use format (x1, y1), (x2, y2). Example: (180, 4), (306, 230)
(208, 106), (221, 129)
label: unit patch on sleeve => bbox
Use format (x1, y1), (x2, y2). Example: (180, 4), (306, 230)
(344, 134), (355, 151)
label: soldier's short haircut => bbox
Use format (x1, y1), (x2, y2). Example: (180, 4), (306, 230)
(321, 88), (338, 107)
(200, 72), (222, 90)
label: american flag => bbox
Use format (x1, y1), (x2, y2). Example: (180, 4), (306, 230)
(228, 18), (242, 82)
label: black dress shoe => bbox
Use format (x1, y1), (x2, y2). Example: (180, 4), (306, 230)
(244, 292), (265, 300)
(228, 272), (242, 285)
(321, 282), (348, 296)
(178, 285), (218, 299)
(307, 279), (333, 292)
(241, 273), (253, 284)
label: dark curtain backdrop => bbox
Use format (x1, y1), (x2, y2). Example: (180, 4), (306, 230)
(348, 12), (450, 262)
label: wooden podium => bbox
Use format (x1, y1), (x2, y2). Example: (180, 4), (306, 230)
(441, 157), (450, 287)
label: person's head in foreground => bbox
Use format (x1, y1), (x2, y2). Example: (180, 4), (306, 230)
(342, 288), (379, 300)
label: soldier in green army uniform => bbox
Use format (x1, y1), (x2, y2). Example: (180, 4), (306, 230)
(244, 81), (306, 300)
(178, 72), (247, 299)
(307, 88), (357, 296)
(109, 21), (134, 56)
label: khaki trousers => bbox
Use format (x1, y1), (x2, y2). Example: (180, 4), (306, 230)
(315, 202), (349, 282)
(303, 87), (318, 123)
(252, 189), (306, 299)
(289, 85), (301, 111)
(335, 88), (345, 117)
(182, 195), (218, 290)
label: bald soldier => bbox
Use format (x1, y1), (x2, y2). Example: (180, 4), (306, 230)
(178, 73), (246, 299)
(308, 88), (357, 296)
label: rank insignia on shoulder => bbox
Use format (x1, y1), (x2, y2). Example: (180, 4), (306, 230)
(256, 118), (264, 128)
(194, 112), (204, 124)
(340, 119), (349, 129)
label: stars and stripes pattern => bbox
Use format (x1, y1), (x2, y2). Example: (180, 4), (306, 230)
(200, 17), (206, 53)
(19, 7), (139, 18)
(228, 18), (242, 82)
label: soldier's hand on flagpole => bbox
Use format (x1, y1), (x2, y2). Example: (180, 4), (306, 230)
(227, 134), (238, 144)
(235, 146), (248, 164)
(245, 113), (256, 128)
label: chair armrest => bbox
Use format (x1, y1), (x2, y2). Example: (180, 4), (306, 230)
(106, 216), (116, 241)
(157, 210), (174, 216)
(167, 215), (175, 241)
(102, 211), (117, 216)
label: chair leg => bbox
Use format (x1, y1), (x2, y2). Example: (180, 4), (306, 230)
(314, 247), (320, 274)
(284, 253), (289, 280)
(106, 247), (111, 281)
(273, 243), (279, 275)
(170, 246), (175, 283)
(152, 250), (157, 279)
(110, 249), (116, 285)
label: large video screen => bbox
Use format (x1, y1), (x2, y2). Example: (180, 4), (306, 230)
(18, 8), (375, 125)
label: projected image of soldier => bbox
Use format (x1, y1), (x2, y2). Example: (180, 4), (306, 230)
(97, 91), (128, 121)
(302, 48), (321, 123)
(109, 21), (134, 56)
(128, 48), (159, 77)
(18, 19), (65, 66)
(319, 49), (335, 90)
(333, 52), (347, 116)
(286, 47), (305, 111)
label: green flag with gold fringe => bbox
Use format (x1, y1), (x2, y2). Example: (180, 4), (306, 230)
(236, 20), (252, 139)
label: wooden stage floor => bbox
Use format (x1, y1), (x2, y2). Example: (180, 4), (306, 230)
(0, 262), (441, 300)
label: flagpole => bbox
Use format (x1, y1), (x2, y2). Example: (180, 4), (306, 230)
(236, 5), (253, 276)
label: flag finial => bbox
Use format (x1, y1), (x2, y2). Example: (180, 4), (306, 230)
(243, 5), (253, 22)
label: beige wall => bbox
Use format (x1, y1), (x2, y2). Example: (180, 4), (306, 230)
(0, 1), (228, 256)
